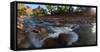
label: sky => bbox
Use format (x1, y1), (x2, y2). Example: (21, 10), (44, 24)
(25, 4), (47, 9)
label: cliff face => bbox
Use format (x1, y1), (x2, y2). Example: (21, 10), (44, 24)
(36, 12), (96, 24)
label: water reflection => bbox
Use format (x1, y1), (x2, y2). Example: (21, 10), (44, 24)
(92, 23), (96, 33)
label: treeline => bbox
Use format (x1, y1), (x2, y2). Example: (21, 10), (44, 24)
(18, 5), (91, 17)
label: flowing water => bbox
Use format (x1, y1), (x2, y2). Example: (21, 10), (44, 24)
(23, 17), (96, 48)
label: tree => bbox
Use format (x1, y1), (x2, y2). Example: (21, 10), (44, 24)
(32, 6), (48, 17)
(18, 8), (27, 16)
(47, 5), (73, 15)
(26, 6), (33, 17)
